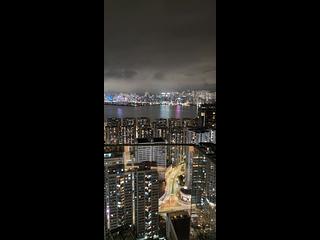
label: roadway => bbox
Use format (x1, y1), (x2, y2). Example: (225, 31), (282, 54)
(159, 163), (191, 213)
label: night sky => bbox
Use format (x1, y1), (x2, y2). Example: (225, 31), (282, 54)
(104, 0), (216, 93)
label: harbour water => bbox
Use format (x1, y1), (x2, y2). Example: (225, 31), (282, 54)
(104, 105), (198, 120)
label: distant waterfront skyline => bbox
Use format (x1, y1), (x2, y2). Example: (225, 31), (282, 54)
(104, 89), (216, 107)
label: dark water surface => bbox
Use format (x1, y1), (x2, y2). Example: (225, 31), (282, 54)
(104, 105), (197, 120)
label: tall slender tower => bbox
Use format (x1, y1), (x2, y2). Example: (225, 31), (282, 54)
(104, 155), (134, 231)
(134, 163), (159, 239)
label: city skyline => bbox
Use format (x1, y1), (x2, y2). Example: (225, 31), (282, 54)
(104, 1), (216, 239)
(104, 143), (216, 239)
(104, 103), (216, 239)
(104, 0), (216, 93)
(104, 90), (216, 107)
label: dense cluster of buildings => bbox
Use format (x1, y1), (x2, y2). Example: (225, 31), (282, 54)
(104, 103), (216, 240)
(191, 143), (216, 239)
(104, 103), (216, 145)
(104, 145), (216, 240)
(104, 90), (216, 106)
(104, 155), (160, 239)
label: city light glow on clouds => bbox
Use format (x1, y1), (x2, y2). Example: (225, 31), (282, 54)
(104, 0), (216, 93)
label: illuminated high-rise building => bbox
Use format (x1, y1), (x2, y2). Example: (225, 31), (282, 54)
(137, 117), (152, 139)
(153, 118), (167, 127)
(198, 104), (215, 128)
(137, 117), (151, 128)
(137, 126), (153, 139)
(104, 120), (107, 145)
(169, 126), (185, 144)
(152, 138), (167, 168)
(105, 118), (121, 144)
(206, 154), (216, 204)
(153, 125), (168, 140)
(135, 138), (167, 168)
(135, 139), (152, 163)
(168, 118), (181, 132)
(152, 119), (168, 140)
(134, 163), (159, 239)
(182, 118), (196, 128)
(210, 129), (216, 144)
(104, 152), (160, 239)
(185, 146), (194, 189)
(191, 148), (207, 206)
(191, 144), (216, 239)
(187, 128), (211, 144)
(167, 127), (185, 167)
(122, 117), (136, 144)
(104, 154), (134, 231)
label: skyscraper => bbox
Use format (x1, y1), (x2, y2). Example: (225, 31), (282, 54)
(135, 138), (167, 168)
(152, 138), (167, 168)
(152, 119), (168, 140)
(169, 126), (185, 144)
(153, 118), (167, 127)
(134, 163), (159, 239)
(104, 155), (134, 231)
(182, 118), (196, 128)
(105, 118), (121, 144)
(137, 117), (151, 128)
(168, 127), (185, 167)
(122, 117), (136, 144)
(191, 144), (216, 239)
(168, 118), (181, 132)
(153, 125), (168, 140)
(137, 126), (153, 139)
(198, 103), (215, 128)
(187, 128), (211, 144)
(137, 117), (152, 139)
(105, 152), (161, 239)
(135, 139), (153, 163)
(210, 129), (216, 144)
(191, 150), (207, 206)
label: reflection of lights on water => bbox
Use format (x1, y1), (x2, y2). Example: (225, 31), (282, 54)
(117, 108), (123, 118)
(175, 105), (181, 118)
(160, 105), (171, 119)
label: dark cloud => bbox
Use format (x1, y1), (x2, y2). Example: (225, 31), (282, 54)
(154, 72), (165, 80)
(104, 69), (138, 79)
(104, 0), (216, 92)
